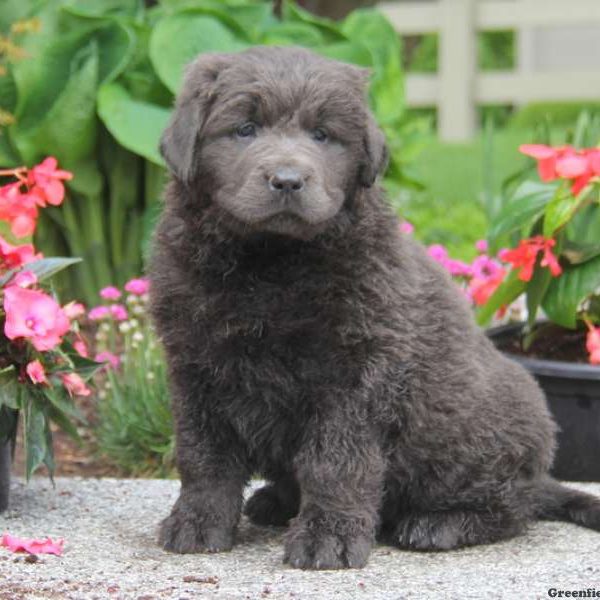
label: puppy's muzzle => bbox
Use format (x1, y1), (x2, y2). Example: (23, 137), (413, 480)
(268, 168), (305, 194)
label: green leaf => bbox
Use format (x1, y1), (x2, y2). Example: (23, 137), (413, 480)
(0, 367), (18, 410)
(97, 82), (170, 165)
(342, 9), (404, 124)
(543, 190), (582, 237)
(12, 40), (99, 164)
(315, 42), (372, 67)
(282, 2), (346, 44)
(149, 12), (248, 94)
(23, 257), (82, 282)
(488, 181), (557, 249)
(562, 239), (600, 265)
(526, 260), (553, 326)
(23, 395), (49, 480)
(260, 22), (325, 47)
(476, 269), (526, 326)
(543, 253), (600, 328)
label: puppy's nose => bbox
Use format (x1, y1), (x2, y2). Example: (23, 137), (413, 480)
(268, 168), (304, 193)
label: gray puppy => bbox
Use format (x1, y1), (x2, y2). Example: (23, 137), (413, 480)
(149, 46), (600, 570)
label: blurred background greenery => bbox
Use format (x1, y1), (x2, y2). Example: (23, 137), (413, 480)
(1, 0), (598, 303)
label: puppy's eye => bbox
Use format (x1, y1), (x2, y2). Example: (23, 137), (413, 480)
(236, 122), (257, 138)
(312, 128), (328, 143)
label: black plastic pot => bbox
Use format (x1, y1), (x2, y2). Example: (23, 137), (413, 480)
(0, 438), (10, 513)
(488, 323), (600, 482)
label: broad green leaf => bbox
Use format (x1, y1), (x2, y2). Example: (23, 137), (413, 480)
(543, 254), (600, 328)
(315, 42), (372, 67)
(149, 12), (248, 94)
(12, 41), (99, 164)
(476, 269), (526, 326)
(562, 239), (600, 265)
(488, 181), (557, 249)
(543, 190), (582, 237)
(342, 9), (404, 124)
(98, 83), (169, 165)
(43, 385), (85, 423)
(59, 0), (143, 18)
(282, 2), (346, 44)
(260, 23), (324, 47)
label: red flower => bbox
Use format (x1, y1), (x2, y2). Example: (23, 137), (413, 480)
(28, 157), (73, 207)
(0, 235), (40, 269)
(499, 236), (562, 282)
(519, 144), (599, 196)
(0, 182), (39, 238)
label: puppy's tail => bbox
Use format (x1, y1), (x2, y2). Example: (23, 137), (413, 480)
(534, 477), (600, 531)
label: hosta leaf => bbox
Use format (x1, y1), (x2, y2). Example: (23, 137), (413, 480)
(543, 191), (582, 238)
(97, 83), (170, 165)
(543, 254), (600, 329)
(149, 12), (248, 94)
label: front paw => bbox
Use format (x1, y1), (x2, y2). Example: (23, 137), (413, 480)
(159, 504), (234, 554)
(283, 518), (372, 570)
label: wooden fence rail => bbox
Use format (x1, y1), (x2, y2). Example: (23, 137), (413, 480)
(377, 0), (600, 141)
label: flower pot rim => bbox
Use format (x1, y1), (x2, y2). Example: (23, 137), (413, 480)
(487, 322), (600, 381)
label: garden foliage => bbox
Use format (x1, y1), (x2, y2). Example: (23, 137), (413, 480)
(0, 0), (418, 304)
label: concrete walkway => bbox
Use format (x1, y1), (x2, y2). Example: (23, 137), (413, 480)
(1, 478), (599, 600)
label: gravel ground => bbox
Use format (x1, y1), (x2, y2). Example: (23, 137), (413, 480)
(1, 478), (599, 600)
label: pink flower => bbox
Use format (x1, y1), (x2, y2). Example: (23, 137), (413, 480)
(427, 244), (448, 262)
(88, 305), (110, 320)
(100, 286), (121, 300)
(60, 373), (91, 397)
(475, 239), (488, 253)
(585, 324), (600, 366)
(427, 245), (471, 277)
(63, 301), (85, 319)
(11, 270), (37, 288)
(0, 235), (40, 269)
(109, 304), (128, 321)
(73, 339), (89, 358)
(26, 360), (48, 385)
(3, 286), (70, 351)
(124, 278), (150, 295)
(399, 221), (414, 235)
(0, 533), (64, 556)
(95, 351), (120, 369)
(27, 157), (73, 207)
(468, 267), (506, 306)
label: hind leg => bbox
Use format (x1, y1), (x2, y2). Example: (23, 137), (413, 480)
(390, 508), (525, 551)
(244, 476), (300, 526)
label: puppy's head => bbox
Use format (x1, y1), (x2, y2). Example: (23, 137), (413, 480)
(160, 47), (387, 239)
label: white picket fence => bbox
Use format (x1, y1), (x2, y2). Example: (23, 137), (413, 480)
(378, 0), (600, 141)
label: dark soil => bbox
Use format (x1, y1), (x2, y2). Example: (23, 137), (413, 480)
(494, 323), (590, 364)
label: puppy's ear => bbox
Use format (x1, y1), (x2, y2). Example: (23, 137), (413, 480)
(359, 115), (388, 188)
(160, 53), (230, 184)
